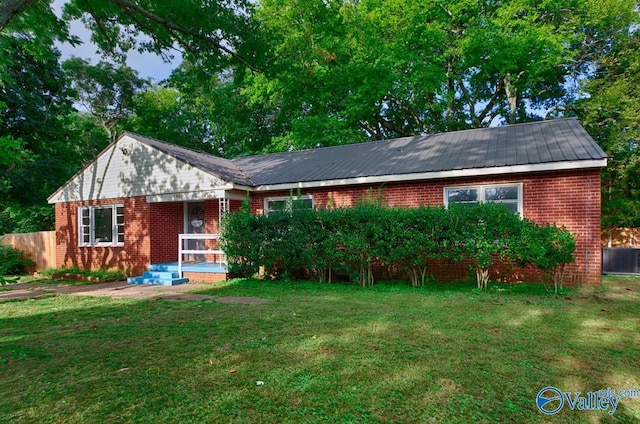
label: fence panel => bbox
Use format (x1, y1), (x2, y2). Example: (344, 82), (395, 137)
(602, 228), (640, 248)
(1, 231), (56, 272)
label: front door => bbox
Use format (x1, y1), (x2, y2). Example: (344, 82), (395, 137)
(185, 202), (205, 262)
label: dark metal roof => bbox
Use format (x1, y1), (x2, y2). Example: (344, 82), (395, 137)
(124, 132), (253, 185)
(232, 118), (606, 186)
(125, 119), (606, 188)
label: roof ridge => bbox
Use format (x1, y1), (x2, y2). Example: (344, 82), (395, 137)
(122, 131), (254, 185)
(122, 131), (214, 158)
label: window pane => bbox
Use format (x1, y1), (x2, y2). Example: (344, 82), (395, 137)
(292, 198), (313, 211)
(500, 202), (519, 213)
(116, 206), (124, 244)
(81, 208), (90, 225)
(116, 207), (124, 224)
(267, 200), (287, 212)
(485, 186), (518, 201)
(447, 188), (478, 203)
(93, 208), (113, 242)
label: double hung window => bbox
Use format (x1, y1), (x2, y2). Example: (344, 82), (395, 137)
(79, 205), (124, 246)
(444, 183), (522, 215)
(264, 195), (314, 215)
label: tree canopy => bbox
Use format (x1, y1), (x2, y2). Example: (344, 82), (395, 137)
(0, 0), (639, 232)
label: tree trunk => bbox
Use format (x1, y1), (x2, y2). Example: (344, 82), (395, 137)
(476, 267), (489, 290)
(445, 57), (456, 126)
(0, 0), (34, 31)
(504, 73), (518, 125)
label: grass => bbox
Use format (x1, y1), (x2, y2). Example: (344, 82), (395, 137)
(40, 267), (125, 281)
(1, 276), (639, 423)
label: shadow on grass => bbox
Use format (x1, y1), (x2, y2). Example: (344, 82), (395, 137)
(0, 276), (639, 423)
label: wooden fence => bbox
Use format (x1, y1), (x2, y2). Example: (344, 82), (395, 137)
(1, 231), (56, 272)
(602, 228), (640, 248)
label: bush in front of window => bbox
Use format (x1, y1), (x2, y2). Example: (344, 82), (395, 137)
(220, 201), (576, 290)
(511, 222), (576, 293)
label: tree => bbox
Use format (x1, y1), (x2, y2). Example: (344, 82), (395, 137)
(128, 85), (213, 153)
(205, 0), (639, 153)
(574, 31), (640, 235)
(63, 57), (148, 143)
(2, 0), (261, 69)
(63, 0), (260, 71)
(0, 31), (86, 233)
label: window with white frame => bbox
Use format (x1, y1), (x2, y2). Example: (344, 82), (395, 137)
(444, 183), (522, 215)
(78, 205), (124, 246)
(264, 195), (314, 214)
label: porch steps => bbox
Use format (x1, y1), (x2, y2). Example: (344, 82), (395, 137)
(127, 271), (189, 286)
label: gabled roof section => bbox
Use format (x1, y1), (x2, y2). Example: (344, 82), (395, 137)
(48, 132), (250, 204)
(127, 132), (252, 186)
(232, 118), (606, 188)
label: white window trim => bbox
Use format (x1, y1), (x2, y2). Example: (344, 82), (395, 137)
(443, 183), (523, 216)
(78, 204), (125, 247)
(264, 195), (314, 215)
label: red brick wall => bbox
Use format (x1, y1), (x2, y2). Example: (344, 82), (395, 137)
(183, 271), (227, 283)
(55, 197), (232, 276)
(149, 202), (183, 264)
(248, 169), (602, 285)
(55, 196), (153, 275)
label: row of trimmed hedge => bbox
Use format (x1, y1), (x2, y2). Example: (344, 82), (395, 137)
(220, 201), (576, 291)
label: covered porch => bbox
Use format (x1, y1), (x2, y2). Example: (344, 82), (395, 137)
(127, 233), (228, 286)
(129, 190), (244, 286)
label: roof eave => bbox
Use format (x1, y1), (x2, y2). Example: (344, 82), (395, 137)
(252, 158), (607, 192)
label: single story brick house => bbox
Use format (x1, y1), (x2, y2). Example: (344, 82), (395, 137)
(48, 118), (606, 285)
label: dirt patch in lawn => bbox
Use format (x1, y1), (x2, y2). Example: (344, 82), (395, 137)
(0, 281), (268, 304)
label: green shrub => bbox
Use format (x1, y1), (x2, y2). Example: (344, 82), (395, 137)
(382, 206), (450, 287)
(513, 222), (576, 293)
(220, 199), (577, 289)
(0, 244), (35, 285)
(0, 244), (35, 275)
(447, 202), (524, 290)
(219, 201), (263, 277)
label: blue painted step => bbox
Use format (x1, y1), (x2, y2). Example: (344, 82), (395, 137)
(127, 270), (189, 286)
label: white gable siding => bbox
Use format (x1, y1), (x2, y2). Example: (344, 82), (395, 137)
(48, 136), (228, 203)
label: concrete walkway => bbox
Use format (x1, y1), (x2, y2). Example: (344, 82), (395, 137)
(0, 281), (268, 304)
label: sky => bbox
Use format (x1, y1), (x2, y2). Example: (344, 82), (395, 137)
(52, 0), (181, 83)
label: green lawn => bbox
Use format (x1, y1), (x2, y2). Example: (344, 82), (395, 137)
(1, 277), (639, 423)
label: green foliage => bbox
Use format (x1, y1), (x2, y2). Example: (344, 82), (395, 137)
(514, 223), (576, 293)
(128, 85), (213, 153)
(63, 58), (149, 142)
(220, 201), (577, 290)
(0, 244), (34, 281)
(575, 30), (640, 230)
(182, 0), (639, 153)
(40, 267), (124, 281)
(447, 203), (524, 289)
(0, 29), (84, 234)
(383, 206), (450, 287)
(62, 0), (260, 72)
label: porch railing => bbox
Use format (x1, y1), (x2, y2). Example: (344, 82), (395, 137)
(178, 233), (226, 277)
